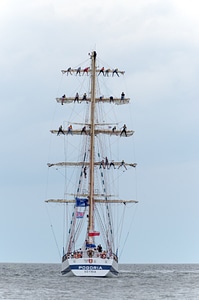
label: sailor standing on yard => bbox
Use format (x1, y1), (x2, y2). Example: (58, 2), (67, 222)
(82, 93), (87, 101)
(76, 67), (81, 76)
(109, 160), (116, 169)
(67, 67), (72, 75)
(83, 166), (87, 178)
(74, 92), (79, 102)
(112, 68), (119, 77)
(105, 68), (111, 76)
(81, 126), (87, 135)
(57, 125), (65, 136)
(121, 92), (125, 100)
(61, 94), (66, 105)
(120, 124), (127, 137)
(98, 67), (104, 75)
(118, 160), (127, 170)
(68, 125), (73, 135)
(104, 156), (109, 169)
(83, 67), (89, 75)
(99, 159), (105, 169)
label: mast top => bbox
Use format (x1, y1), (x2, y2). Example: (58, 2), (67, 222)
(90, 51), (97, 59)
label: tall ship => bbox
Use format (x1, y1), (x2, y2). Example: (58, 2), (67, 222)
(46, 51), (138, 277)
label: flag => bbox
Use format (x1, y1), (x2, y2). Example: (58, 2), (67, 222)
(76, 211), (84, 218)
(88, 231), (100, 237)
(86, 243), (96, 248)
(75, 197), (89, 207)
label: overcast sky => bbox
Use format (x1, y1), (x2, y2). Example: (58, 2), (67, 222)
(1, 0), (199, 264)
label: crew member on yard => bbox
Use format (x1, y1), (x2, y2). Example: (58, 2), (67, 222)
(82, 93), (87, 101)
(67, 67), (72, 75)
(74, 92), (79, 102)
(84, 166), (87, 178)
(121, 92), (125, 100)
(120, 124), (127, 137)
(68, 124), (73, 135)
(57, 125), (65, 136)
(109, 160), (116, 169)
(83, 67), (89, 75)
(76, 67), (81, 76)
(61, 94), (66, 105)
(98, 67), (104, 75)
(118, 160), (127, 170)
(112, 68), (119, 77)
(81, 126), (87, 135)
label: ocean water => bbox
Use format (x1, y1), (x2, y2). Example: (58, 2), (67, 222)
(0, 263), (199, 299)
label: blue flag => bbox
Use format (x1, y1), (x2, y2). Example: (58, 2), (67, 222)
(75, 197), (89, 207)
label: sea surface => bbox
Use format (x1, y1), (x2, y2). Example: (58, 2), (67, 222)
(0, 263), (199, 299)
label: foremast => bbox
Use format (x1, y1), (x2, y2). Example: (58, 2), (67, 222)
(88, 51), (97, 244)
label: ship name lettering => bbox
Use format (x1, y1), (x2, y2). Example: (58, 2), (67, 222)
(78, 266), (102, 270)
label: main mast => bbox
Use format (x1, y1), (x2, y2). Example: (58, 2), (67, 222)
(88, 51), (97, 243)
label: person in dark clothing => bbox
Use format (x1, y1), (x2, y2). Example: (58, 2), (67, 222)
(104, 156), (109, 169)
(98, 67), (104, 75)
(81, 126), (87, 135)
(118, 160), (127, 170)
(57, 125), (65, 135)
(83, 166), (87, 178)
(76, 67), (81, 76)
(110, 96), (114, 102)
(74, 92), (79, 102)
(112, 68), (119, 77)
(82, 93), (87, 101)
(120, 124), (127, 137)
(121, 92), (125, 100)
(99, 159), (105, 169)
(67, 67), (72, 75)
(109, 160), (116, 169)
(97, 244), (102, 252)
(105, 68), (111, 76)
(61, 94), (66, 105)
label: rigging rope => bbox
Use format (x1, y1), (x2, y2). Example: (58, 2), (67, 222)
(44, 204), (61, 260)
(119, 204), (138, 259)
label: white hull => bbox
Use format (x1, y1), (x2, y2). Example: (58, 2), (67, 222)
(61, 257), (118, 277)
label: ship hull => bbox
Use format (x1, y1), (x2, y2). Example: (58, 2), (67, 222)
(61, 257), (118, 277)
